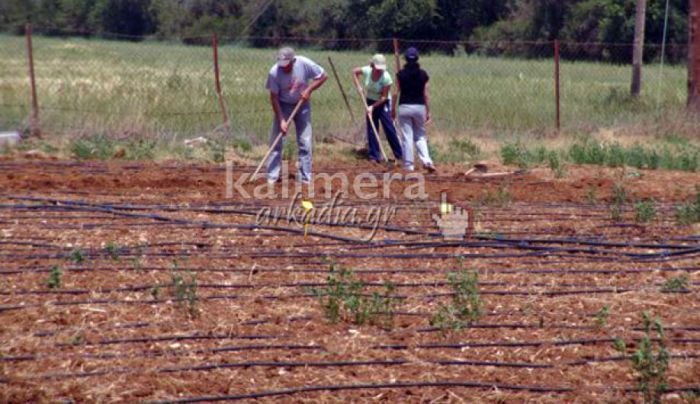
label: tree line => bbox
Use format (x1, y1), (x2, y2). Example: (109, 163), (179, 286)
(0, 0), (690, 60)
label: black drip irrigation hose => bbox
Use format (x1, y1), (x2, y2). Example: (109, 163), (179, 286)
(5, 283), (696, 313)
(376, 337), (700, 350)
(148, 381), (700, 403)
(1, 344), (323, 363)
(4, 196), (697, 260)
(148, 381), (565, 403)
(33, 352), (700, 382)
(53, 332), (282, 347)
(5, 277), (696, 297)
(0, 196), (436, 241)
(4, 262), (700, 277)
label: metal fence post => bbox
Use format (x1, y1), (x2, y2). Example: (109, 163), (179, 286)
(689, 0), (700, 111)
(554, 39), (561, 132)
(25, 23), (41, 137)
(212, 32), (231, 134)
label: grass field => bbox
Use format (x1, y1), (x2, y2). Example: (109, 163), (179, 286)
(0, 34), (693, 145)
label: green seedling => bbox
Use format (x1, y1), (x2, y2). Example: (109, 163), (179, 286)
(613, 337), (627, 352)
(661, 274), (689, 293)
(595, 306), (610, 327)
(611, 183), (627, 222)
(633, 313), (670, 404)
(634, 200), (657, 223)
(69, 248), (85, 264)
(430, 269), (483, 331)
(548, 152), (566, 178)
(171, 271), (199, 318)
(585, 187), (599, 205)
(69, 333), (84, 346)
(150, 284), (161, 300)
(105, 242), (121, 261)
(46, 265), (62, 289)
(312, 266), (396, 328)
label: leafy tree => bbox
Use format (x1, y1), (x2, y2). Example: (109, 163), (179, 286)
(435, 0), (510, 41)
(369, 0), (438, 40)
(61, 0), (97, 33)
(90, 0), (156, 37)
(0, 0), (34, 33)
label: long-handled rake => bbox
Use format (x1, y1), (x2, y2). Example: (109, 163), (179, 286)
(249, 98), (305, 183)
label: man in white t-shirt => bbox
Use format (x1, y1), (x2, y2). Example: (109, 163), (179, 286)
(265, 47), (327, 184)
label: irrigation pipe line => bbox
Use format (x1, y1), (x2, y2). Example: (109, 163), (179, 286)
(1, 344), (324, 364)
(8, 283), (694, 313)
(147, 382), (700, 403)
(7, 197), (694, 256)
(32, 354), (700, 383)
(7, 338), (699, 364)
(0, 197), (438, 239)
(3, 278), (696, 297)
(0, 201), (369, 244)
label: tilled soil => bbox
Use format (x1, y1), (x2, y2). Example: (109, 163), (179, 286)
(0, 159), (699, 402)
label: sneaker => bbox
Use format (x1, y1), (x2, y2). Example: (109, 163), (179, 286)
(424, 163), (437, 174)
(267, 178), (278, 185)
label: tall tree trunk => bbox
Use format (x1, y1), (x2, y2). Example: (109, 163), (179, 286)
(690, 0), (700, 111)
(631, 0), (647, 97)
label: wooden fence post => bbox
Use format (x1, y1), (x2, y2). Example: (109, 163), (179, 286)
(327, 56), (357, 126)
(689, 0), (700, 111)
(25, 23), (41, 137)
(212, 32), (231, 134)
(554, 39), (561, 132)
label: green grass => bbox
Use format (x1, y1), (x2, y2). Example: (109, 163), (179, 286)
(498, 138), (700, 172)
(0, 34), (692, 142)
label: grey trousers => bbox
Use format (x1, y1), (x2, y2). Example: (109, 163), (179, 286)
(267, 101), (313, 183)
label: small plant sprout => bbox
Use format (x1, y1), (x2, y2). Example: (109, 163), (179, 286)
(633, 313), (670, 404)
(634, 200), (657, 223)
(661, 274), (689, 293)
(150, 284), (161, 300)
(548, 151), (566, 178)
(613, 337), (627, 353)
(675, 187), (700, 226)
(171, 270), (199, 318)
(105, 242), (121, 261)
(69, 333), (84, 346)
(69, 248), (85, 264)
(585, 187), (598, 205)
(610, 183), (627, 222)
(595, 306), (610, 327)
(46, 265), (62, 289)
(312, 266), (396, 328)
(430, 269), (483, 331)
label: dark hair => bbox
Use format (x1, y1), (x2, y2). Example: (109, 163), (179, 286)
(404, 60), (421, 79)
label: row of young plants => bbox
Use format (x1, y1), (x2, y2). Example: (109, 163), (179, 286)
(311, 259), (695, 403)
(501, 138), (700, 173)
(45, 244), (200, 318)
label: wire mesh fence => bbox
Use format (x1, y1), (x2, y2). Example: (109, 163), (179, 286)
(0, 25), (690, 146)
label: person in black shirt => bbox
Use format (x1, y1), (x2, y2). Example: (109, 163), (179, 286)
(392, 47), (436, 173)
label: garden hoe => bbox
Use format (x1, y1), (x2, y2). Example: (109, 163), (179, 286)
(249, 98), (305, 183)
(464, 163), (489, 177)
(353, 85), (392, 168)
